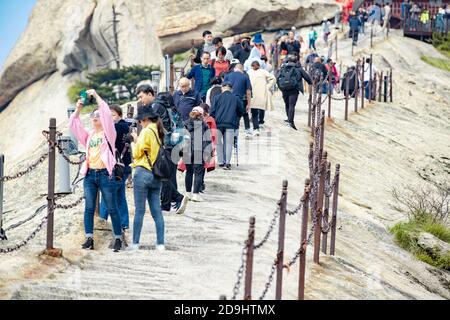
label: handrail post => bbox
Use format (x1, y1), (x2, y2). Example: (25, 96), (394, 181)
(46, 118), (57, 251)
(389, 68), (393, 102)
(330, 164), (340, 256)
(169, 56), (175, 94)
(369, 54), (373, 102)
(322, 161), (331, 254)
(0, 154), (4, 240)
(313, 153), (326, 264)
(327, 69), (332, 118)
(361, 59), (365, 109)
(275, 180), (288, 300)
(354, 60), (359, 112)
(308, 83), (312, 127)
(244, 217), (255, 300)
(344, 72), (349, 121)
(298, 179), (310, 300)
(384, 74), (388, 103)
(378, 71), (383, 102)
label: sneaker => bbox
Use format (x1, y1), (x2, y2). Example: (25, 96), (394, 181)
(259, 124), (265, 130)
(245, 129), (252, 138)
(284, 119), (289, 123)
(81, 237), (94, 250)
(127, 243), (139, 251)
(113, 238), (122, 252)
(175, 196), (189, 215)
(223, 164), (231, 171)
(156, 245), (165, 251)
(219, 163), (225, 168)
(191, 193), (202, 202)
(253, 129), (260, 136)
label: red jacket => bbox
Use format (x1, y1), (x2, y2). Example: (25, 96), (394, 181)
(178, 115), (217, 172)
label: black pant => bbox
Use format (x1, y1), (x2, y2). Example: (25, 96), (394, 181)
(161, 159), (184, 211)
(282, 91), (299, 123)
(351, 28), (358, 45)
(241, 99), (250, 130)
(185, 163), (205, 193)
(259, 110), (265, 124)
(250, 109), (265, 130)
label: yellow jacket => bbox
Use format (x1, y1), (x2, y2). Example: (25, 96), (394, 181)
(131, 123), (161, 171)
(420, 12), (429, 23)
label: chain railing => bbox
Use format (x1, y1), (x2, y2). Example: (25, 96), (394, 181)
(0, 153), (48, 182)
(253, 204), (280, 250)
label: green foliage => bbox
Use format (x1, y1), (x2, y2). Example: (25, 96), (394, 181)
(421, 56), (450, 72)
(390, 218), (450, 270)
(174, 50), (191, 63)
(432, 32), (450, 58)
(67, 65), (160, 104)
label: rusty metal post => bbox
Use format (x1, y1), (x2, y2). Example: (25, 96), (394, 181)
(361, 59), (365, 109)
(319, 110), (325, 162)
(0, 154), (4, 240)
(327, 69), (332, 118)
(322, 162), (331, 254)
(335, 34), (338, 62)
(389, 68), (393, 102)
(313, 153), (326, 264)
(384, 74), (388, 103)
(46, 118), (57, 250)
(330, 164), (340, 256)
(275, 180), (288, 300)
(344, 72), (349, 121)
(378, 71), (383, 102)
(370, 25), (373, 48)
(354, 61), (359, 112)
(311, 80), (317, 137)
(169, 56), (175, 94)
(298, 179), (310, 300)
(309, 143), (314, 183)
(308, 84), (312, 127)
(369, 54), (373, 102)
(244, 216), (255, 300)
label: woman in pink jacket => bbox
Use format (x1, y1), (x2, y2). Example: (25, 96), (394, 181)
(69, 89), (123, 252)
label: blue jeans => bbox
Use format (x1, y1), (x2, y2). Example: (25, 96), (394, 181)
(364, 81), (370, 99)
(132, 166), (164, 245)
(99, 166), (131, 229)
(83, 169), (122, 238)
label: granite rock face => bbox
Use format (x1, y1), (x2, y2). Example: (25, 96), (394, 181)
(0, 0), (338, 111)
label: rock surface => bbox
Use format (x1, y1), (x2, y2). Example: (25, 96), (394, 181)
(418, 233), (450, 256)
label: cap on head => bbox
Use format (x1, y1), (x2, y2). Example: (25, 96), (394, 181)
(192, 106), (204, 115)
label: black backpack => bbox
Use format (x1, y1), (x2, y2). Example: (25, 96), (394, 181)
(144, 128), (172, 181)
(310, 66), (324, 82)
(277, 66), (298, 91)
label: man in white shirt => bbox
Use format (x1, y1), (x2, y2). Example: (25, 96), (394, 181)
(363, 57), (377, 99)
(382, 3), (391, 32)
(210, 37), (234, 62)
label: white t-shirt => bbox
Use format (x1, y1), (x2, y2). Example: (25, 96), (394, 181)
(364, 63), (377, 81)
(210, 49), (234, 62)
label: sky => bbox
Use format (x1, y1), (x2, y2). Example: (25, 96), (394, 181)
(0, 0), (36, 69)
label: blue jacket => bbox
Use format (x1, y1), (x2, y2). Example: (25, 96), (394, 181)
(210, 91), (244, 129)
(187, 64), (215, 96)
(349, 15), (361, 30)
(173, 89), (203, 122)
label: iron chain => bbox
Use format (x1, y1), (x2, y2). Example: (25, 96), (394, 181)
(259, 256), (278, 300)
(4, 205), (47, 232)
(0, 153), (48, 182)
(231, 241), (247, 300)
(54, 196), (84, 210)
(253, 205), (280, 250)
(0, 206), (52, 254)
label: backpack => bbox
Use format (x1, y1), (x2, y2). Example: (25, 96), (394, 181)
(165, 108), (185, 147)
(144, 128), (172, 181)
(277, 66), (299, 91)
(310, 65), (324, 82)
